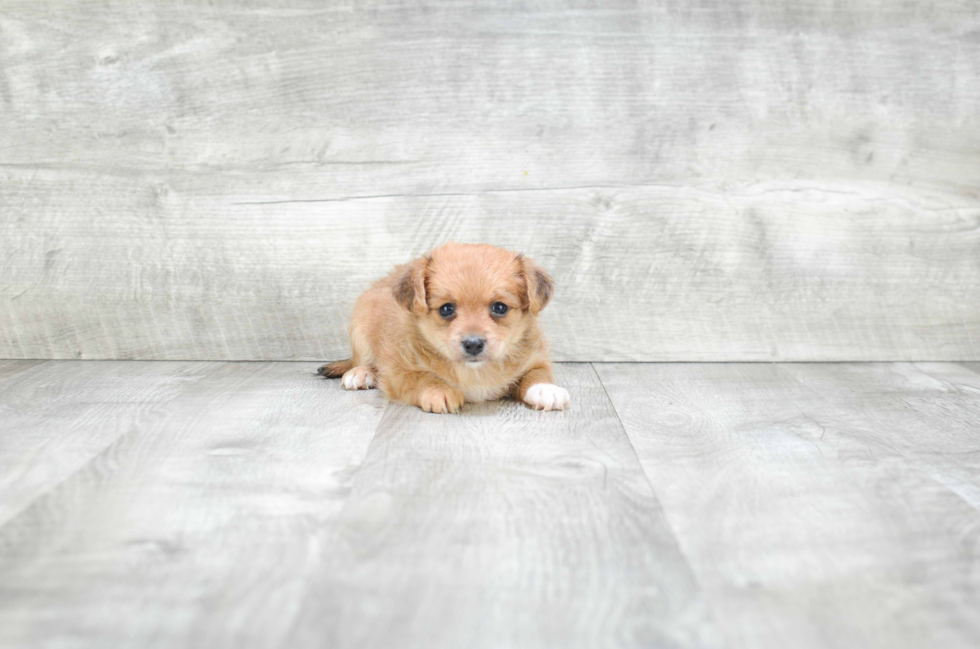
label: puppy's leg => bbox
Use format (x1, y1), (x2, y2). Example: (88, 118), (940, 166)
(318, 312), (375, 380)
(333, 313), (380, 390)
(514, 363), (570, 411)
(417, 382), (464, 414)
(341, 366), (377, 390)
(387, 370), (464, 414)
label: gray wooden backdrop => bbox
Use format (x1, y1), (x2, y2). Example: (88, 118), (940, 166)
(2, 0), (979, 362)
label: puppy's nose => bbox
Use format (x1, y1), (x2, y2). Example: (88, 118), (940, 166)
(462, 336), (486, 357)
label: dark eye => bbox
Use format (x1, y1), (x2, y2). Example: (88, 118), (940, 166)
(491, 302), (509, 316)
(438, 303), (456, 318)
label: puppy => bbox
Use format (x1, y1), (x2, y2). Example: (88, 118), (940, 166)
(318, 242), (569, 413)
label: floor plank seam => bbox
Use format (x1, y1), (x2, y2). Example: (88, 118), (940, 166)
(956, 362), (980, 377)
(913, 362), (974, 393)
(0, 361), (220, 532)
(778, 363), (980, 516)
(588, 362), (722, 594)
(279, 395), (394, 643)
(590, 363), (736, 648)
(590, 363), (672, 505)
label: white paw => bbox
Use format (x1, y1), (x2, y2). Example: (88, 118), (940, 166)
(523, 383), (570, 411)
(342, 366), (377, 390)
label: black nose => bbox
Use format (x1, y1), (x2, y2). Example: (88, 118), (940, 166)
(462, 336), (486, 357)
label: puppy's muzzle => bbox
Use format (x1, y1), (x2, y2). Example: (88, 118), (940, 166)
(462, 336), (486, 358)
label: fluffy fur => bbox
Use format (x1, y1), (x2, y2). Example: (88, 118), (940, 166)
(318, 242), (569, 413)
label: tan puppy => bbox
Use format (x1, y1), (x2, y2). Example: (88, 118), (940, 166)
(318, 242), (569, 413)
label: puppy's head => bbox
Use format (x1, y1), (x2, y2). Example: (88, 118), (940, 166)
(393, 242), (553, 367)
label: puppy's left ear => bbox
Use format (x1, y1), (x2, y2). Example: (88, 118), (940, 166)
(517, 254), (554, 315)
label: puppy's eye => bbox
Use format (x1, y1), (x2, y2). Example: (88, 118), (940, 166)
(491, 302), (509, 316)
(438, 303), (456, 318)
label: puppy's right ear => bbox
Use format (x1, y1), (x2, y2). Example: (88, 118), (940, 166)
(393, 256), (429, 314)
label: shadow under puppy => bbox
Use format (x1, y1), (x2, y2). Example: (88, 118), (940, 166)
(318, 242), (570, 413)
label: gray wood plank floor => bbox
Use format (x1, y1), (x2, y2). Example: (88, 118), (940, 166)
(594, 362), (980, 649)
(1, 360), (979, 648)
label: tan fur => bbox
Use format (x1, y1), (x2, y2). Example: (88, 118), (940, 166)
(317, 359), (353, 378)
(318, 242), (568, 413)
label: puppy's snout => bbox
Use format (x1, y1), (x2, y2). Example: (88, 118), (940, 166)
(462, 336), (486, 357)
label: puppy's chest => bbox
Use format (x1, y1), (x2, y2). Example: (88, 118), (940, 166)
(459, 382), (511, 403)
(449, 369), (517, 403)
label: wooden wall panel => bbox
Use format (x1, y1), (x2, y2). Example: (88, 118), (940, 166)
(2, 0), (979, 360)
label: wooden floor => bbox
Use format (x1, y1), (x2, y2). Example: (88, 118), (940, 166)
(1, 361), (978, 648)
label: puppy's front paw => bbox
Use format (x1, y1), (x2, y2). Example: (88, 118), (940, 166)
(418, 386), (464, 414)
(523, 383), (570, 411)
(342, 366), (377, 390)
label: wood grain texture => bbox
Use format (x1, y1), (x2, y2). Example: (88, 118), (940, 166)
(0, 361), (386, 649)
(960, 362), (980, 375)
(288, 363), (722, 649)
(2, 0), (980, 361)
(0, 359), (215, 526)
(779, 362), (980, 511)
(0, 360), (45, 384)
(594, 362), (980, 649)
(3, 176), (978, 362)
(2, 360), (979, 647)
